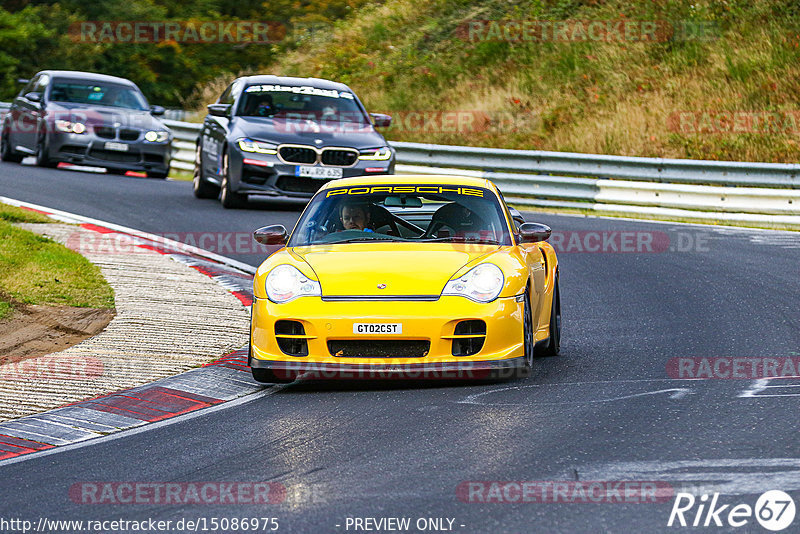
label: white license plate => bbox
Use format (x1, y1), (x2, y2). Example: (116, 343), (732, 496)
(296, 166), (342, 179)
(104, 142), (129, 152)
(353, 323), (402, 335)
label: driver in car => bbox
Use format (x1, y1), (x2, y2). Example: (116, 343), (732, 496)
(339, 201), (374, 232)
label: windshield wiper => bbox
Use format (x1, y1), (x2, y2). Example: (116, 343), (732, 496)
(321, 236), (406, 244)
(420, 237), (501, 245)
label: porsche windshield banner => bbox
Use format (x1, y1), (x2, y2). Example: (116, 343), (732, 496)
(325, 185), (485, 197)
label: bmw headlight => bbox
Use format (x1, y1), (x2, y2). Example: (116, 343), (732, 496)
(358, 146), (392, 161)
(55, 120), (86, 134)
(442, 263), (504, 303)
(238, 138), (278, 154)
(144, 130), (170, 143)
(266, 265), (321, 303)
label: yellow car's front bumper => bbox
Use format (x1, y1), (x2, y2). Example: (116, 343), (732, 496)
(249, 295), (528, 378)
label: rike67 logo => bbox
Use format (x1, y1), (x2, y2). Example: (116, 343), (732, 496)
(668, 490), (796, 531)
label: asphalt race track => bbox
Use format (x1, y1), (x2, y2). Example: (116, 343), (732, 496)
(1, 161), (799, 533)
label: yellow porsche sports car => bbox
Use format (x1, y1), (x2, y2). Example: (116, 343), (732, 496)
(248, 175), (561, 382)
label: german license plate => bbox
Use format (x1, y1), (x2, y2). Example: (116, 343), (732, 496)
(104, 142), (129, 152)
(353, 323), (402, 334)
(296, 166), (342, 179)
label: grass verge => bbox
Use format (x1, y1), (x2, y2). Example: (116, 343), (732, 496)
(0, 204), (114, 319)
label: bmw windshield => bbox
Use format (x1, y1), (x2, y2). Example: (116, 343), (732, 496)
(237, 84), (371, 128)
(49, 81), (149, 111)
(288, 184), (513, 247)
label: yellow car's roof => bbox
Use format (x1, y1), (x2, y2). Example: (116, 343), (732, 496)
(320, 174), (495, 191)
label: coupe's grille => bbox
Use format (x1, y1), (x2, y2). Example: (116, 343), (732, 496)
(275, 175), (325, 194)
(59, 145), (86, 155)
(279, 146), (316, 164)
(328, 340), (430, 358)
(89, 149), (139, 163)
(321, 149), (358, 166)
(143, 153), (165, 164)
(119, 129), (140, 141)
(94, 126), (116, 139)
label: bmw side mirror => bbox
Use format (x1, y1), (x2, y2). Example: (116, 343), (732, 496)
(254, 225), (288, 245)
(150, 105), (165, 116)
(207, 103), (232, 117)
(518, 223), (551, 243)
(25, 92), (42, 103)
(370, 113), (392, 128)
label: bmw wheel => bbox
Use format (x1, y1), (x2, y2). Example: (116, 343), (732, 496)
(193, 145), (220, 198)
(0, 127), (23, 163)
(219, 151), (247, 209)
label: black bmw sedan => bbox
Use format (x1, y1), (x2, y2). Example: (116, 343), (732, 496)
(192, 75), (394, 208)
(0, 70), (172, 178)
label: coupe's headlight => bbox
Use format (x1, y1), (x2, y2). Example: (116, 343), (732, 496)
(55, 120), (86, 134)
(442, 263), (504, 303)
(266, 265), (321, 303)
(144, 130), (170, 143)
(238, 138), (278, 154)
(358, 146), (392, 161)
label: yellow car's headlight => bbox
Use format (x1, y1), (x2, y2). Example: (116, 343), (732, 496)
(266, 265), (321, 303)
(358, 146), (392, 161)
(442, 263), (504, 303)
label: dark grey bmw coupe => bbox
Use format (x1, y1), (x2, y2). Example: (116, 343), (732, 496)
(0, 70), (172, 178)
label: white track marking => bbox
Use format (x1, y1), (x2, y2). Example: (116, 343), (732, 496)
(457, 379), (696, 406)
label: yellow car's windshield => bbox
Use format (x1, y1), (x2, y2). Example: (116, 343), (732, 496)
(288, 184), (513, 246)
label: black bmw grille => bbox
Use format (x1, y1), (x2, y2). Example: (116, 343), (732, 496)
(275, 175), (325, 194)
(89, 149), (139, 163)
(279, 146), (317, 164)
(119, 129), (140, 141)
(328, 340), (430, 358)
(321, 149), (358, 166)
(94, 126), (116, 139)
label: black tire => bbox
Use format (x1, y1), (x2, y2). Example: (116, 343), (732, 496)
(219, 152), (247, 209)
(538, 276), (561, 357)
(106, 168), (128, 175)
(251, 368), (295, 384)
(147, 168), (169, 179)
(523, 287), (535, 372)
(0, 128), (23, 163)
(34, 131), (57, 168)
(192, 145), (219, 198)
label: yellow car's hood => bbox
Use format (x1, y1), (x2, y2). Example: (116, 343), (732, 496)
(292, 243), (498, 297)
